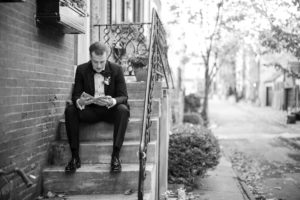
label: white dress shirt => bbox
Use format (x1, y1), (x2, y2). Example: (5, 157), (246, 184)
(94, 73), (105, 98)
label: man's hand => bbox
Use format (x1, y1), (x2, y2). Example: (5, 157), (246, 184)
(94, 96), (116, 108)
(94, 97), (109, 106)
(105, 96), (114, 108)
(78, 96), (94, 106)
(105, 96), (117, 108)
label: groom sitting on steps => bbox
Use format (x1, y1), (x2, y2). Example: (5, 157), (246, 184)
(64, 42), (130, 174)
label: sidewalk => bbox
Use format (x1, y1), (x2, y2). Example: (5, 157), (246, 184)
(192, 156), (250, 200)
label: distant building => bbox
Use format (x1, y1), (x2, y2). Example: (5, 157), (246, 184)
(259, 52), (299, 111)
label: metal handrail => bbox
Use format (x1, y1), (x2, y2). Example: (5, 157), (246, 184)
(138, 9), (173, 200)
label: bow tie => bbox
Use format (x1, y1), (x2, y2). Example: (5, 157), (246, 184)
(93, 70), (111, 78)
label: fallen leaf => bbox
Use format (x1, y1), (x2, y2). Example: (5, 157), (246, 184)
(124, 189), (134, 195)
(46, 191), (55, 198)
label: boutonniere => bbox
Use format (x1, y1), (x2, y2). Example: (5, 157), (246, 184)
(103, 76), (111, 85)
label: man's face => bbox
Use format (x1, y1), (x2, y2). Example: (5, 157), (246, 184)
(91, 51), (107, 72)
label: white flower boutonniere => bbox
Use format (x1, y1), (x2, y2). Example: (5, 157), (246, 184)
(104, 76), (111, 85)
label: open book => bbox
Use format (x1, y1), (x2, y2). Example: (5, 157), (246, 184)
(81, 92), (111, 106)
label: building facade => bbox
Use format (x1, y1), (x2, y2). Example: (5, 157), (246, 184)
(0, 1), (83, 199)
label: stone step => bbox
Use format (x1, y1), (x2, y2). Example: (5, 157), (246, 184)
(128, 99), (160, 118)
(43, 163), (154, 195)
(49, 141), (156, 165)
(127, 81), (162, 100)
(65, 193), (151, 200)
(58, 118), (158, 142)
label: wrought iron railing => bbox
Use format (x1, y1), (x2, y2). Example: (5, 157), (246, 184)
(138, 10), (174, 200)
(93, 22), (151, 75)
(94, 9), (174, 200)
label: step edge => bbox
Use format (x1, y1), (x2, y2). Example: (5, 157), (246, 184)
(65, 193), (151, 200)
(43, 163), (154, 172)
(52, 140), (157, 146)
(59, 117), (159, 123)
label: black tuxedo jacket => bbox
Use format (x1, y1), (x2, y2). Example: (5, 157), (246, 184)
(72, 61), (128, 107)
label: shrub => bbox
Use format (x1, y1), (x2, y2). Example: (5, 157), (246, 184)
(128, 54), (149, 68)
(183, 112), (203, 125)
(184, 94), (201, 113)
(168, 123), (221, 187)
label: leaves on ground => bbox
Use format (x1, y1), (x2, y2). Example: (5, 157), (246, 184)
(226, 146), (300, 200)
(124, 188), (134, 195)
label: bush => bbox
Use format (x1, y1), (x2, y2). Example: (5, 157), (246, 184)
(184, 94), (201, 113)
(183, 112), (203, 125)
(168, 123), (221, 187)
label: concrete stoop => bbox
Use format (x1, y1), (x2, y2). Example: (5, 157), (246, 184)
(42, 81), (162, 199)
(49, 141), (156, 165)
(43, 164), (154, 195)
(58, 118), (159, 142)
(66, 193), (150, 200)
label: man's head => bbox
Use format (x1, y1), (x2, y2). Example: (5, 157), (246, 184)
(89, 42), (108, 72)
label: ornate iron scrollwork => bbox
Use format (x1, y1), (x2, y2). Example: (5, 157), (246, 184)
(94, 23), (151, 75)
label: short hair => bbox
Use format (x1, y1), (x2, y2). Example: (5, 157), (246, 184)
(89, 42), (108, 55)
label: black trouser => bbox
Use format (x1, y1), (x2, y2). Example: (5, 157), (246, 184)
(64, 103), (130, 157)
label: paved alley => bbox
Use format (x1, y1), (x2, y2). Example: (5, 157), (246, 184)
(209, 96), (300, 200)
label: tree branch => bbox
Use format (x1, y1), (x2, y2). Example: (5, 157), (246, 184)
(207, 0), (224, 54)
(208, 65), (221, 86)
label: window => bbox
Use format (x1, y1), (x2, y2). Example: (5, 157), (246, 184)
(107, 0), (143, 23)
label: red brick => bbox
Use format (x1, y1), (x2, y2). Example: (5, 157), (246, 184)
(0, 2), (75, 199)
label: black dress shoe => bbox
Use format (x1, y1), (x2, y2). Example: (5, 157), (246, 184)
(65, 157), (81, 174)
(110, 156), (122, 173)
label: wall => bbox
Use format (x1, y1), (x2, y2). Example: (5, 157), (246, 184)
(259, 52), (298, 109)
(0, 2), (75, 199)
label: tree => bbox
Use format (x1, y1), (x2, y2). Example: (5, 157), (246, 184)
(198, 1), (224, 125)
(163, 0), (225, 125)
(163, 0), (299, 125)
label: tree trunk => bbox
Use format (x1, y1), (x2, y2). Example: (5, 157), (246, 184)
(201, 62), (210, 126)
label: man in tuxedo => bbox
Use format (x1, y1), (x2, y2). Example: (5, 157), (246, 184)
(64, 42), (130, 174)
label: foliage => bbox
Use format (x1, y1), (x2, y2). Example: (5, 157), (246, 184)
(256, 0), (300, 59)
(61, 0), (87, 12)
(184, 94), (201, 113)
(293, 0), (300, 10)
(72, 0), (86, 9)
(128, 54), (149, 68)
(168, 124), (221, 187)
(183, 113), (203, 125)
(259, 25), (300, 59)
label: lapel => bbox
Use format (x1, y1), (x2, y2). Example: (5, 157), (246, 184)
(104, 61), (111, 95)
(87, 61), (95, 95)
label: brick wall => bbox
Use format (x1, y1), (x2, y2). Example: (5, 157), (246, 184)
(0, 2), (75, 200)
